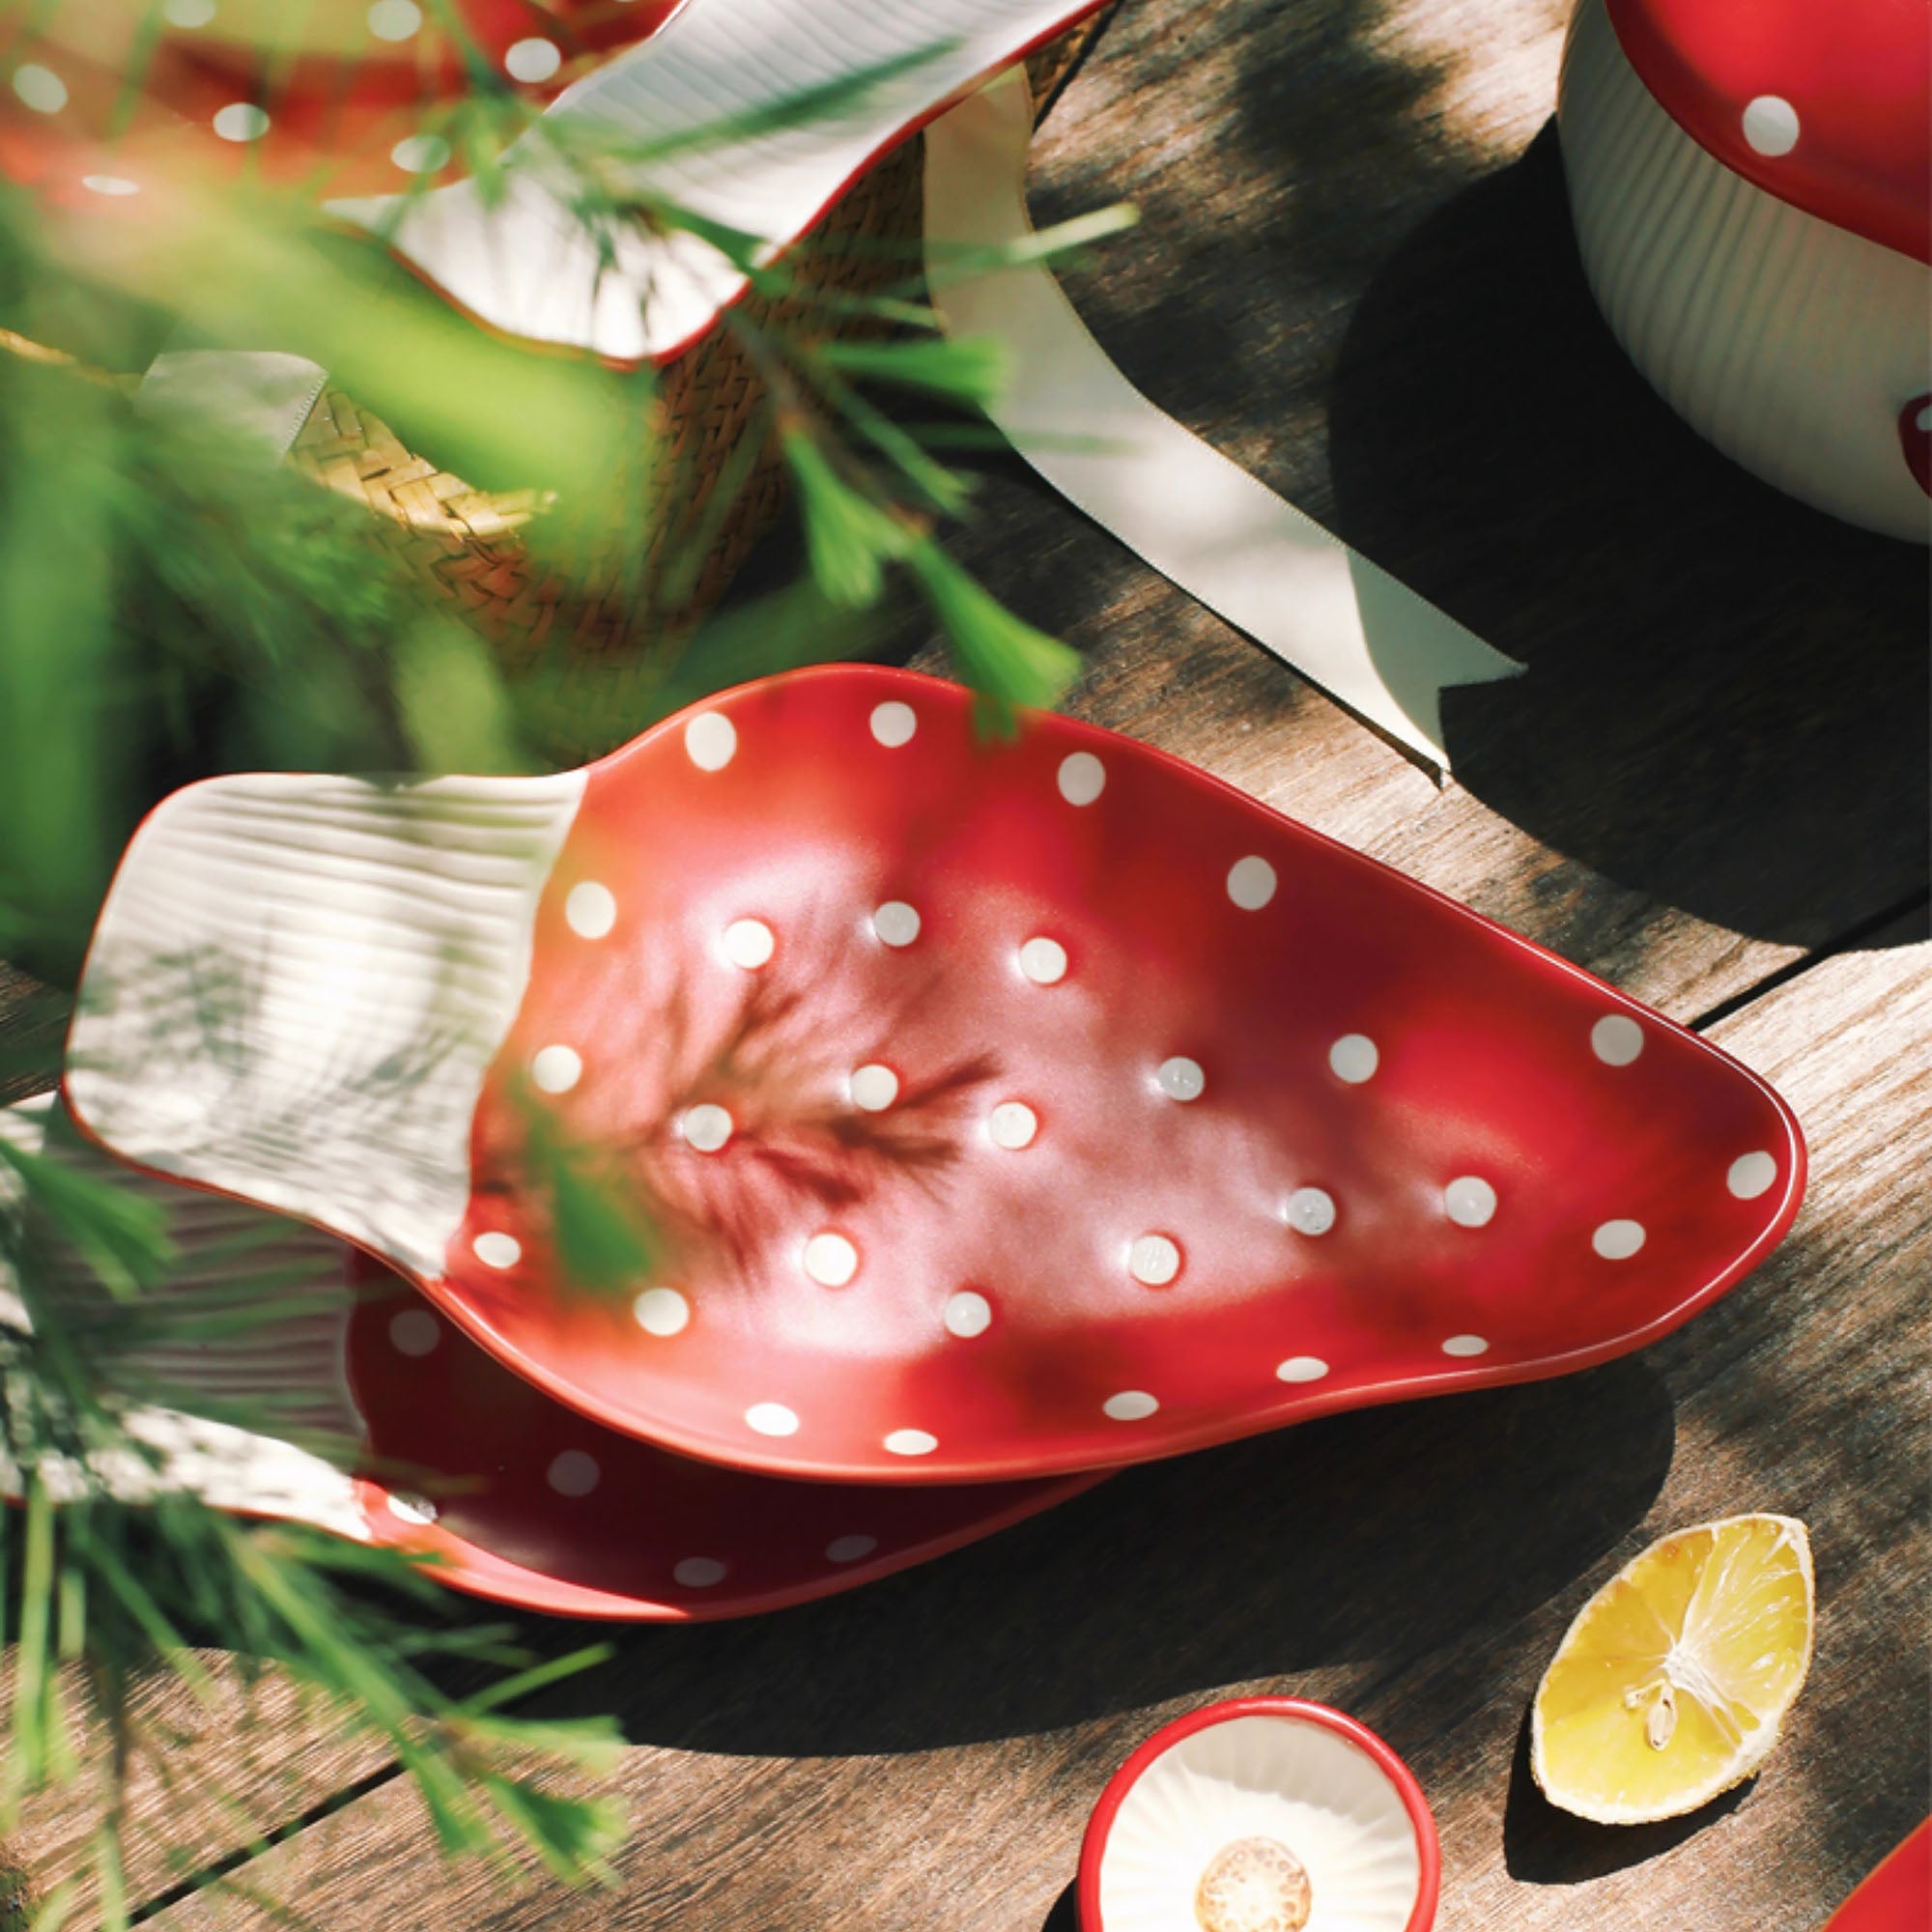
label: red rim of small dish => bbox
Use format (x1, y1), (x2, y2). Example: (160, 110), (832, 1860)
(1075, 1696), (1441, 1932)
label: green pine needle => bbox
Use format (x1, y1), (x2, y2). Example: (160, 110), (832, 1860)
(904, 540), (1082, 720)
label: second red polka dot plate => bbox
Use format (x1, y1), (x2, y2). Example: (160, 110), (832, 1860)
(64, 666), (1806, 1484)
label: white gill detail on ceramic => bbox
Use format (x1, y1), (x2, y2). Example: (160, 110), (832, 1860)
(869, 699), (917, 747)
(64, 768), (586, 1282)
(0, 1097), (370, 1542)
(327, 0), (1106, 363)
(1727, 1151), (1777, 1200)
(634, 1286), (691, 1336)
(1094, 1712), (1424, 1932)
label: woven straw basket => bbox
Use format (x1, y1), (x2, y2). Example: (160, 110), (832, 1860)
(285, 25), (1106, 667)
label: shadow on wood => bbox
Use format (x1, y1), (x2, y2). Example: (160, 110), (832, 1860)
(1325, 124), (1931, 952)
(506, 1357), (1676, 1757)
(1500, 1692), (1755, 1884)
(1040, 1875), (1080, 1930)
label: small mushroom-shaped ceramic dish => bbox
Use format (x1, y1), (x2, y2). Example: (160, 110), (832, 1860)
(1558, 0), (1931, 539)
(0, 1095), (1094, 1621)
(64, 666), (1804, 1486)
(1077, 1699), (1439, 1932)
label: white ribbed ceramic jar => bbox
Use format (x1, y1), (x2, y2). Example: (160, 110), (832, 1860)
(1557, 0), (1931, 542)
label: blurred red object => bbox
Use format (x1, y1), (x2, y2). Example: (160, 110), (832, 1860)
(1827, 1821), (1932, 1932)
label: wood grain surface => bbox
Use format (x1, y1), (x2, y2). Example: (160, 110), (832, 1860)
(10, 0), (1932, 1923)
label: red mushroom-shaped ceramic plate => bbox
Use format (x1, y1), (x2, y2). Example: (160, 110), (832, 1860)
(64, 666), (1805, 1484)
(1559, 0), (1931, 538)
(6, 0), (1109, 365)
(0, 1095), (1092, 1621)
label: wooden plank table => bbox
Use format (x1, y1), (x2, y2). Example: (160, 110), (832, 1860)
(12, 0), (1931, 1924)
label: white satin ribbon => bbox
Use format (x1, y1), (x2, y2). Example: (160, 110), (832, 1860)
(923, 68), (1522, 769)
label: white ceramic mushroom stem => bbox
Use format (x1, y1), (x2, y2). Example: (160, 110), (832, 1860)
(0, 1096), (368, 1537)
(64, 769), (584, 1281)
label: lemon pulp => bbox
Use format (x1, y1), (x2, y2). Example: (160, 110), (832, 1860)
(1531, 1513), (1814, 1824)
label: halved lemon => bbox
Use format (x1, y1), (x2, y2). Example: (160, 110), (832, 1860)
(1531, 1513), (1814, 1825)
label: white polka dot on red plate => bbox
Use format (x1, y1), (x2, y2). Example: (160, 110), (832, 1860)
(745, 1403), (799, 1437)
(849, 1064), (898, 1112)
(547, 1450), (599, 1496)
(1727, 1151), (1776, 1200)
(684, 711), (736, 771)
(1443, 1177), (1497, 1228)
(870, 700), (917, 747)
(1441, 1334), (1490, 1358)
(387, 1491), (438, 1525)
(673, 1556), (725, 1588)
(530, 1043), (582, 1094)
(722, 917), (775, 968)
(944, 1291), (992, 1338)
(1329, 1034), (1378, 1083)
(1156, 1057), (1205, 1101)
(884, 1429), (937, 1457)
(1742, 95), (1800, 156)
(164, 0), (218, 24)
(988, 1101), (1037, 1150)
(679, 1104), (732, 1152)
(472, 1231), (521, 1269)
(1058, 752), (1106, 806)
(1019, 936), (1067, 984)
(1103, 1390), (1158, 1421)
(504, 35), (561, 81)
(1593, 1219), (1646, 1260)
(1591, 1014), (1644, 1066)
(82, 176), (140, 195)
(388, 1308), (440, 1357)
(364, 0), (419, 38)
(803, 1233), (858, 1287)
(1227, 856), (1277, 910)
(390, 133), (449, 173)
(213, 101), (270, 141)
(826, 1534), (878, 1564)
(12, 65), (67, 114)
(565, 881), (616, 938)
(1286, 1187), (1336, 1236)
(872, 900), (920, 947)
(1128, 1234), (1181, 1286)
(633, 1287), (690, 1336)
(1276, 1355), (1329, 1383)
